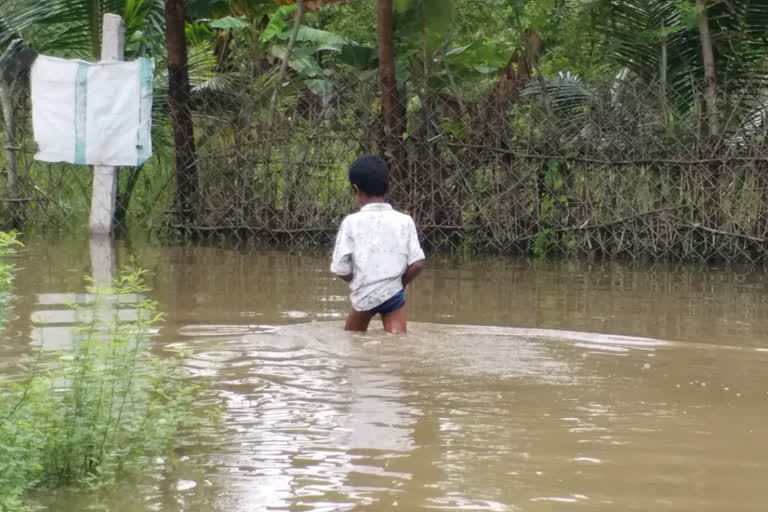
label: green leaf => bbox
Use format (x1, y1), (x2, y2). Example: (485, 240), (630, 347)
(395, 58), (410, 84)
(394, 0), (413, 13)
(185, 0), (229, 19)
(208, 16), (249, 31)
(446, 44), (472, 57)
(474, 66), (500, 74)
(407, 95), (422, 113)
(276, 25), (346, 45)
(306, 78), (332, 95)
(269, 45), (323, 78)
(356, 68), (378, 82)
(423, 0), (453, 51)
(339, 43), (377, 70)
(260, 4), (298, 44)
(447, 43), (509, 69)
(316, 43), (344, 53)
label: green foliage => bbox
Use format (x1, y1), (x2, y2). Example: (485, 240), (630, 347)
(525, 0), (612, 81)
(521, 71), (593, 122)
(601, 0), (768, 111)
(0, 232), (21, 339)
(532, 229), (554, 257)
(0, 231), (21, 292)
(0, 0), (165, 59)
(394, 0), (454, 53)
(6, 0), (768, 257)
(123, 0), (166, 58)
(186, 0), (278, 20)
(312, 0), (377, 46)
(260, 4), (298, 44)
(209, 15), (250, 30)
(0, 262), (216, 511)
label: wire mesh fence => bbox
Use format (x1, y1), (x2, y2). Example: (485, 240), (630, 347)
(3, 70), (768, 262)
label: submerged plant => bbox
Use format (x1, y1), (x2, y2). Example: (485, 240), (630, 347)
(0, 231), (22, 333)
(0, 259), (215, 511)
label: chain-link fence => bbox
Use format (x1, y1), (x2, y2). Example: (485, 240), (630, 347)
(3, 70), (768, 262)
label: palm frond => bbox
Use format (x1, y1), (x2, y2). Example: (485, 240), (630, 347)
(599, 0), (768, 114)
(522, 71), (593, 121)
(0, 0), (157, 58)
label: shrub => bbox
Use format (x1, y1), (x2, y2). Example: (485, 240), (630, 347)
(0, 254), (214, 511)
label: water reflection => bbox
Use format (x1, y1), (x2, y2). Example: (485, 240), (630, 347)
(170, 323), (526, 512)
(30, 292), (143, 351)
(89, 234), (116, 287)
(159, 321), (768, 512)
(189, 327), (417, 511)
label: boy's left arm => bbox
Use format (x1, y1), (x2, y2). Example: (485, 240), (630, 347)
(402, 259), (425, 287)
(331, 218), (354, 282)
(403, 217), (426, 288)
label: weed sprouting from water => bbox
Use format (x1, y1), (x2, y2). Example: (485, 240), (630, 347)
(0, 231), (22, 336)
(0, 242), (215, 511)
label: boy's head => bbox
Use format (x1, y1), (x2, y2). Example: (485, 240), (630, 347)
(349, 155), (389, 203)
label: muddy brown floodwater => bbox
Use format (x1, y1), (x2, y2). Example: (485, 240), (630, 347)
(4, 239), (768, 511)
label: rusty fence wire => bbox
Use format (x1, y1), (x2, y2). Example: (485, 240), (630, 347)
(3, 72), (768, 262)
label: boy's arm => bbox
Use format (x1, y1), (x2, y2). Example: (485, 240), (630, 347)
(330, 218), (354, 281)
(403, 217), (426, 288)
(402, 259), (425, 288)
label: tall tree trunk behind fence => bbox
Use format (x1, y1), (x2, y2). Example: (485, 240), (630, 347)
(0, 81), (20, 228)
(696, 0), (719, 138)
(165, 0), (199, 225)
(377, 0), (407, 207)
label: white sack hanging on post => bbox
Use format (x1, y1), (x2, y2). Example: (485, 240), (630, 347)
(30, 55), (153, 167)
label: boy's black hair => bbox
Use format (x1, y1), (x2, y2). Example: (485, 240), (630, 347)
(348, 155), (389, 196)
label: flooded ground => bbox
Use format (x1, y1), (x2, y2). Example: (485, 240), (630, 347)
(4, 239), (768, 511)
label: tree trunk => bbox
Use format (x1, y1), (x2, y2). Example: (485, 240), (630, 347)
(0, 81), (20, 228)
(660, 19), (667, 108)
(164, 0), (199, 225)
(376, 0), (406, 207)
(696, 0), (719, 137)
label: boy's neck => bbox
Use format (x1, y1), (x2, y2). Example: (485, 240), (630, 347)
(359, 196), (388, 207)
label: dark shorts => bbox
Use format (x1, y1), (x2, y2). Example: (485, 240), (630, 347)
(369, 289), (405, 315)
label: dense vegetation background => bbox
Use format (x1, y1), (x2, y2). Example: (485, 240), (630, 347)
(2, 0), (768, 260)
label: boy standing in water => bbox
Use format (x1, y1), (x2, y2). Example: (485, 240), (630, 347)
(331, 155), (426, 334)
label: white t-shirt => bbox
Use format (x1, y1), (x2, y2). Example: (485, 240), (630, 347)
(331, 203), (425, 312)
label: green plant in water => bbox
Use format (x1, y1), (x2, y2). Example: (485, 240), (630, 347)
(0, 260), (215, 511)
(0, 231), (29, 511)
(532, 229), (555, 258)
(0, 231), (22, 334)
